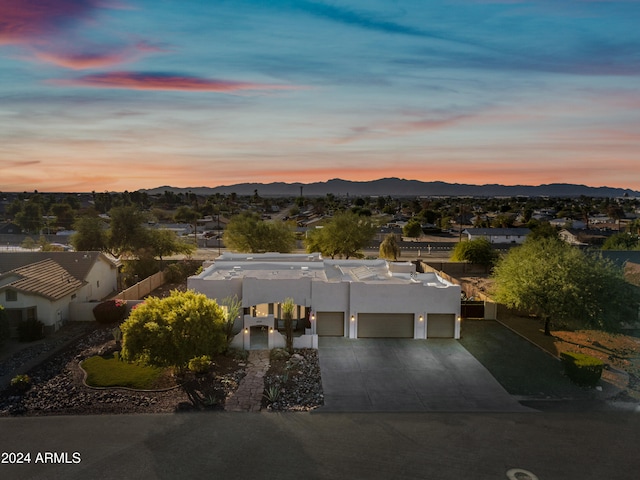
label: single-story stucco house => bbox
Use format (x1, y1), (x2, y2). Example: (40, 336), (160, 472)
(0, 252), (120, 336)
(462, 228), (530, 244)
(188, 252), (462, 349)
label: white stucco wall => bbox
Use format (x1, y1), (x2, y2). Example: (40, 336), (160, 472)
(311, 281), (350, 312)
(82, 257), (119, 301)
(187, 275), (242, 303)
(242, 277), (312, 308)
(0, 289), (71, 330)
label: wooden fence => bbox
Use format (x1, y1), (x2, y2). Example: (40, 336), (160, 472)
(114, 271), (166, 300)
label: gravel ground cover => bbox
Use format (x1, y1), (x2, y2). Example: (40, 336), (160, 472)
(0, 326), (246, 416)
(262, 348), (324, 411)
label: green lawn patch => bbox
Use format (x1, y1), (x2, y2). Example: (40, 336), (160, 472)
(81, 352), (168, 390)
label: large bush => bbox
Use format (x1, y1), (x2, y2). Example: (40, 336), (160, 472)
(164, 260), (202, 283)
(93, 299), (127, 324)
(120, 290), (226, 371)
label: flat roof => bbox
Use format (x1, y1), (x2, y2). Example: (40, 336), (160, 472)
(196, 253), (454, 287)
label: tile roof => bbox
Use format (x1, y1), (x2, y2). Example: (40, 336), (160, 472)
(0, 259), (85, 300)
(0, 251), (118, 280)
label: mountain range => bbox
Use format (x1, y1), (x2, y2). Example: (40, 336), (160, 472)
(141, 178), (640, 198)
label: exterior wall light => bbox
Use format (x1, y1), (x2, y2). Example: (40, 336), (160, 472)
(419, 315), (423, 322)
(244, 328), (249, 334)
(269, 328), (274, 333)
(350, 315), (355, 322)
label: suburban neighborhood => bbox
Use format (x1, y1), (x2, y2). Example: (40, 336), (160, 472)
(1, 185), (639, 479)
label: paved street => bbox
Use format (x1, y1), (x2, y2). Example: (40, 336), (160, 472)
(317, 338), (532, 412)
(0, 412), (638, 480)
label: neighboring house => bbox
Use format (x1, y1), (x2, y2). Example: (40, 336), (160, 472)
(559, 228), (612, 246)
(148, 223), (193, 236)
(549, 218), (586, 229)
(0, 252), (120, 336)
(462, 228), (530, 244)
(0, 222), (21, 234)
(188, 252), (462, 347)
(376, 225), (403, 242)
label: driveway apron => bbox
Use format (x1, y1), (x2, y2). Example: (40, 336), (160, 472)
(316, 338), (533, 412)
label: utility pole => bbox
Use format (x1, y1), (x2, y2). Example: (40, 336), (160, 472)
(459, 201), (463, 242)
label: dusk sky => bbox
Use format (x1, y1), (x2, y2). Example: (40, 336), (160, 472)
(1, 0), (639, 193)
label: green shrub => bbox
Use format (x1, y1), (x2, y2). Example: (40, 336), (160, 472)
(188, 355), (212, 374)
(10, 374), (32, 393)
(560, 351), (604, 387)
(270, 348), (290, 362)
(17, 318), (44, 342)
(263, 385), (281, 404)
(164, 261), (202, 283)
(120, 290), (226, 370)
(93, 299), (127, 324)
(227, 348), (249, 362)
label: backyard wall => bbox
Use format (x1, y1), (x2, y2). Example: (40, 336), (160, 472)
(114, 271), (166, 300)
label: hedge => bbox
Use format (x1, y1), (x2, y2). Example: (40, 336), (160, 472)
(560, 351), (604, 387)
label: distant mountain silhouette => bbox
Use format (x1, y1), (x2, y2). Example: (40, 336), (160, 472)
(142, 178), (639, 198)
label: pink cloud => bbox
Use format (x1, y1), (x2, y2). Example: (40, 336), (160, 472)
(34, 50), (131, 69)
(51, 71), (301, 92)
(33, 42), (166, 69)
(0, 0), (99, 45)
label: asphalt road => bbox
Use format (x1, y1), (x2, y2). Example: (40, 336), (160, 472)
(1, 411), (638, 480)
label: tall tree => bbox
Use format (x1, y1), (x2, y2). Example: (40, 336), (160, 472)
(379, 234), (401, 261)
(305, 211), (375, 259)
(492, 237), (638, 335)
(403, 219), (423, 238)
(50, 203), (76, 230)
(71, 216), (107, 252)
(15, 201), (43, 234)
(147, 229), (195, 266)
(450, 238), (497, 267)
(224, 212), (295, 253)
(108, 206), (147, 256)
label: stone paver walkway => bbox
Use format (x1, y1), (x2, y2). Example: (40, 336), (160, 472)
(224, 350), (270, 412)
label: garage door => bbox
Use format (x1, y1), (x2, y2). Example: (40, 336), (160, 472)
(427, 314), (456, 338)
(357, 313), (414, 338)
(316, 312), (345, 337)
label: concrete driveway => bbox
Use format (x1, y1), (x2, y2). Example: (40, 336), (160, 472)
(317, 338), (532, 412)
